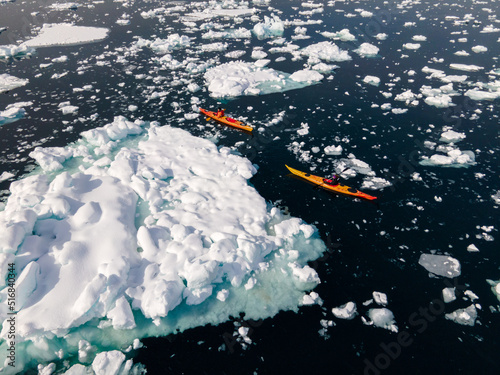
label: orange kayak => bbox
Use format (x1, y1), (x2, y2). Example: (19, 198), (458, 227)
(285, 165), (377, 201)
(199, 108), (253, 132)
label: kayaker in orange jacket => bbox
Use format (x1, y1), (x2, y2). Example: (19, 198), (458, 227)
(216, 107), (225, 117)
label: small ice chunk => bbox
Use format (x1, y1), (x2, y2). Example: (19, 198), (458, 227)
(467, 244), (479, 252)
(363, 75), (380, 86)
(373, 291), (388, 306)
(418, 253), (461, 278)
(445, 305), (477, 326)
(331, 301), (357, 319)
(440, 130), (466, 143)
(442, 287), (456, 303)
(354, 43), (379, 57)
(324, 145), (342, 155)
(366, 308), (398, 332)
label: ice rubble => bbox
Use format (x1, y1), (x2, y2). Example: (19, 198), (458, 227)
(204, 61), (322, 98)
(0, 117), (326, 372)
(22, 23), (109, 47)
(418, 254), (461, 278)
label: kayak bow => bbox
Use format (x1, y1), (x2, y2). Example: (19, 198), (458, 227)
(199, 108), (253, 132)
(285, 165), (377, 201)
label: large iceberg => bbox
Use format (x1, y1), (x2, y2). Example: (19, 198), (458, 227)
(0, 117), (326, 372)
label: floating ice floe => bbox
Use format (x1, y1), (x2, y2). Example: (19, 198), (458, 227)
(439, 130), (466, 143)
(324, 145), (343, 155)
(354, 42), (379, 57)
(321, 28), (356, 41)
(204, 61), (322, 98)
(467, 244), (479, 252)
(487, 279), (500, 302)
(202, 27), (252, 39)
(403, 43), (421, 50)
(58, 102), (79, 115)
(0, 44), (35, 59)
(420, 148), (476, 168)
(0, 171), (15, 182)
(0, 102), (31, 126)
(471, 45), (487, 53)
(418, 253), (461, 278)
(0, 73), (28, 94)
(49, 2), (79, 11)
(364, 308), (398, 333)
(300, 41), (351, 62)
(464, 89), (500, 101)
(332, 302), (357, 319)
(445, 305), (478, 326)
(492, 191), (500, 205)
(22, 23), (109, 47)
(253, 16), (284, 39)
(0, 116), (327, 371)
(373, 291), (388, 306)
(183, 7), (257, 22)
(363, 75), (380, 86)
(449, 63), (483, 72)
(442, 287), (456, 303)
(134, 34), (191, 54)
(420, 84), (457, 108)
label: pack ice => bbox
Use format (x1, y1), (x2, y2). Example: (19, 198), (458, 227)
(0, 117), (326, 372)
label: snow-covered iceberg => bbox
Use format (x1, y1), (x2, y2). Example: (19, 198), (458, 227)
(0, 117), (326, 372)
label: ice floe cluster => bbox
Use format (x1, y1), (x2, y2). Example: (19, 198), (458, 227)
(0, 117), (326, 372)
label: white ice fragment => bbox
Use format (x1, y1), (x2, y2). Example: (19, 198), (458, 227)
(440, 130), (466, 143)
(450, 63), (483, 72)
(367, 308), (398, 332)
(253, 16), (284, 39)
(354, 43), (379, 57)
(363, 75), (380, 86)
(0, 73), (29, 93)
(331, 302), (357, 319)
(372, 291), (388, 306)
(442, 287), (456, 303)
(445, 305), (477, 326)
(324, 145), (342, 155)
(418, 253), (461, 278)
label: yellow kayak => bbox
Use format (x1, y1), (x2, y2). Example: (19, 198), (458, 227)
(199, 108), (253, 132)
(285, 165), (377, 201)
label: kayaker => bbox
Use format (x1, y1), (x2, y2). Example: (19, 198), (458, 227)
(216, 107), (225, 117)
(323, 174), (340, 186)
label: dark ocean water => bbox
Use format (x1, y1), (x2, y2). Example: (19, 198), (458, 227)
(1, 0), (499, 374)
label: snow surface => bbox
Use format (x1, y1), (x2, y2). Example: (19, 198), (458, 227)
(22, 23), (109, 47)
(0, 117), (326, 372)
